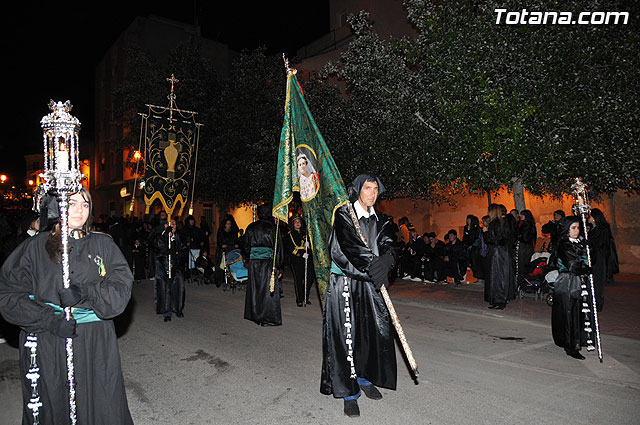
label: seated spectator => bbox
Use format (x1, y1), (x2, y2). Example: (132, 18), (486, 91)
(424, 232), (446, 283)
(439, 230), (468, 285)
(401, 229), (424, 281)
(195, 249), (216, 284)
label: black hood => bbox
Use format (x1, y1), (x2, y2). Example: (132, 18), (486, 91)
(348, 173), (385, 203)
(559, 215), (581, 235)
(257, 204), (273, 221)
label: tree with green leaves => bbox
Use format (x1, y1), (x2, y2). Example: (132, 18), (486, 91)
(309, 1), (639, 207)
(197, 48), (286, 210)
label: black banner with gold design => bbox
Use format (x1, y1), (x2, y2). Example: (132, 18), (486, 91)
(142, 106), (198, 217)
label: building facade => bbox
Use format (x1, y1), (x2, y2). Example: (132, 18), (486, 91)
(92, 15), (235, 226)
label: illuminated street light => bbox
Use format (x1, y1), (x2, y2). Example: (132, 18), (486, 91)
(28, 179), (35, 186)
(0, 174), (7, 183)
(133, 150), (142, 160)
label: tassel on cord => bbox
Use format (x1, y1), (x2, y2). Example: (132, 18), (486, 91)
(270, 219), (280, 294)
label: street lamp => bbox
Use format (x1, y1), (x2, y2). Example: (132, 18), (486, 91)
(0, 174), (6, 183)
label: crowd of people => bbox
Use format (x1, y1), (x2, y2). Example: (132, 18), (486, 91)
(390, 205), (618, 313)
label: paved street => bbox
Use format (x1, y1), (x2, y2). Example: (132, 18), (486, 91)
(1, 275), (639, 425)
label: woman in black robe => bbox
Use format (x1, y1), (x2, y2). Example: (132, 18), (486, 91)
(516, 209), (537, 289)
(552, 216), (593, 360)
(243, 204), (284, 326)
(462, 215), (483, 282)
(484, 204), (515, 310)
(587, 208), (616, 312)
(213, 215), (240, 287)
(283, 214), (315, 307)
(0, 188), (134, 424)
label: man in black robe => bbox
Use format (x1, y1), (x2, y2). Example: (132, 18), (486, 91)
(320, 173), (398, 418)
(243, 204), (284, 326)
(284, 214), (315, 307)
(152, 218), (185, 321)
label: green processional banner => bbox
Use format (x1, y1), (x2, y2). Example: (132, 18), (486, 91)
(273, 71), (349, 300)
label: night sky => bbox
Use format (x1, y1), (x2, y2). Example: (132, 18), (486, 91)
(0, 1), (329, 186)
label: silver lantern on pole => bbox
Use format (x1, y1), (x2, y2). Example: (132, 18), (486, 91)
(37, 100), (84, 424)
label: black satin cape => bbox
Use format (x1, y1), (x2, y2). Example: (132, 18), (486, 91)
(153, 229), (185, 315)
(484, 219), (516, 305)
(243, 218), (284, 326)
(320, 203), (398, 398)
(0, 231), (134, 425)
(552, 238), (590, 352)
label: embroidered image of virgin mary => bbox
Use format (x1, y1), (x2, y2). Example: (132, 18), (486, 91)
(297, 153), (319, 201)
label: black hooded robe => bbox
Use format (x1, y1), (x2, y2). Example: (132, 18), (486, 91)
(0, 231), (133, 425)
(243, 211), (284, 326)
(552, 237), (590, 353)
(484, 219), (515, 306)
(516, 220), (536, 289)
(320, 202), (398, 398)
(588, 224), (612, 312)
(153, 228), (185, 317)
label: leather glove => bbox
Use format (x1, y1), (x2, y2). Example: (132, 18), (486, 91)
(58, 284), (86, 308)
(49, 315), (78, 338)
(367, 254), (394, 290)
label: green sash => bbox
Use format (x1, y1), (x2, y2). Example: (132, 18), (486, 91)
(331, 261), (345, 276)
(30, 295), (102, 324)
(250, 247), (274, 260)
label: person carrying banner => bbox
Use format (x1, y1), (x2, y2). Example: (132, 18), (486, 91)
(243, 204), (284, 326)
(284, 214), (315, 306)
(320, 173), (399, 418)
(152, 218), (186, 321)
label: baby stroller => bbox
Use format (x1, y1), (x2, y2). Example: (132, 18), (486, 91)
(518, 251), (556, 301)
(222, 249), (249, 293)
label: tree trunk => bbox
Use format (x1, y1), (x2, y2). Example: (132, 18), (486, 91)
(609, 194), (618, 238)
(512, 177), (526, 211)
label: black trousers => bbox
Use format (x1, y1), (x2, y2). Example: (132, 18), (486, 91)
(290, 257), (314, 304)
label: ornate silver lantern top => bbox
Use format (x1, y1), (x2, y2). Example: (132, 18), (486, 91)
(571, 177), (591, 216)
(39, 100), (84, 194)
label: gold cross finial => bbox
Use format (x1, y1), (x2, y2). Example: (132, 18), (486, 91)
(167, 74), (179, 93)
(166, 74), (179, 121)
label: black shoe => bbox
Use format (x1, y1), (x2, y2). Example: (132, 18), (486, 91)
(306, 300), (311, 305)
(343, 399), (360, 417)
(297, 302), (303, 307)
(164, 316), (171, 322)
(360, 384), (382, 400)
(176, 312), (184, 318)
(488, 304), (497, 309)
(566, 350), (585, 360)
(495, 304), (505, 310)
